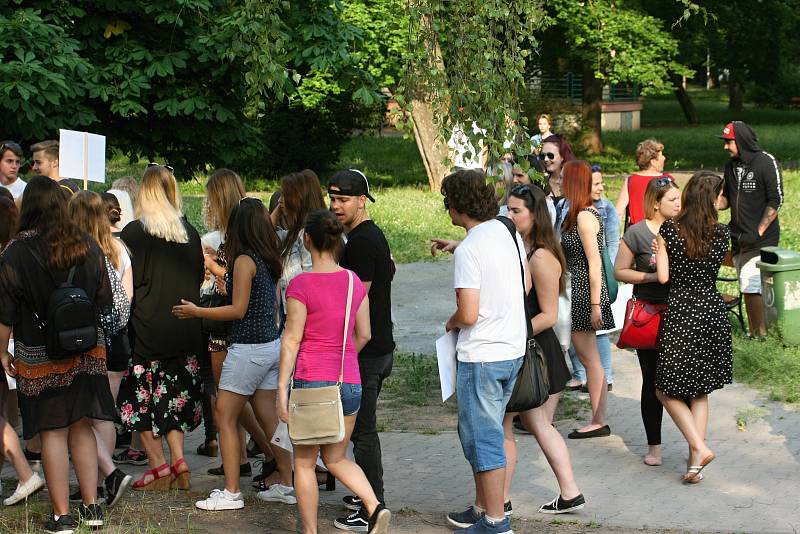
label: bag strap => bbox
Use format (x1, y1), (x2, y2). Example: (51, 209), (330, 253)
(495, 217), (534, 339)
(338, 269), (354, 385)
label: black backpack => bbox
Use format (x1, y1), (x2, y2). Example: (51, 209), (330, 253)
(27, 247), (98, 360)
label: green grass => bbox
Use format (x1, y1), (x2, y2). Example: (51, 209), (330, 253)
(733, 332), (800, 403)
(334, 134), (427, 187)
(382, 352), (440, 407)
(596, 91), (800, 173)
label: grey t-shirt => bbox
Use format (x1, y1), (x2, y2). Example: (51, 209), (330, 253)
(623, 221), (669, 303)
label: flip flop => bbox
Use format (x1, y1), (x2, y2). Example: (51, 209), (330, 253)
(683, 452), (715, 483)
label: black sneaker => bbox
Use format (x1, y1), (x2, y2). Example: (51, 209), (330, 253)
(78, 503), (104, 530)
(104, 469), (133, 508)
(538, 493), (586, 514)
(343, 494), (362, 511)
(334, 506), (369, 532)
(208, 462), (251, 476)
(43, 513), (78, 534)
(504, 500), (513, 516)
(69, 487), (104, 503)
(446, 505), (483, 528)
(367, 503), (391, 534)
(112, 447), (148, 466)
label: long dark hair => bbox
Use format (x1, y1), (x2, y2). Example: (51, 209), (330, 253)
(18, 175), (89, 270)
(279, 170), (325, 259)
(225, 197), (283, 283)
(675, 171), (724, 260)
(0, 194), (18, 250)
(509, 185), (567, 293)
(561, 160), (593, 232)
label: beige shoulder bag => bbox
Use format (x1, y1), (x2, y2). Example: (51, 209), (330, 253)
(288, 269), (353, 445)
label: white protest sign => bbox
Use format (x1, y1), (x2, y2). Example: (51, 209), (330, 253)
(58, 129), (106, 188)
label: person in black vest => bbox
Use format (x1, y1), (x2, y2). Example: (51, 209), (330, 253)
(328, 169), (395, 532)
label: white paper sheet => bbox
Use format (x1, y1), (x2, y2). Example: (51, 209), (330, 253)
(436, 330), (458, 402)
(597, 283), (633, 335)
(5, 339), (16, 390)
(58, 129), (106, 184)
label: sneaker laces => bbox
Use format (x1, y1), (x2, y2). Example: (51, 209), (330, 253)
(208, 488), (226, 499)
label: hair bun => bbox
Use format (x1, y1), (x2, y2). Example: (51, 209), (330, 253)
(323, 215), (344, 235)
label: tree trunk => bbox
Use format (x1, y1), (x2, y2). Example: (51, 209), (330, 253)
(581, 66), (604, 154)
(729, 80), (744, 112)
(410, 101), (450, 192)
(670, 72), (699, 125)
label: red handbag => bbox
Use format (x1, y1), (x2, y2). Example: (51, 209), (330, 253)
(616, 297), (667, 350)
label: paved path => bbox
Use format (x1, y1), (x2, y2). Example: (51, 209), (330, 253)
(386, 259), (800, 533)
(4, 259), (800, 533)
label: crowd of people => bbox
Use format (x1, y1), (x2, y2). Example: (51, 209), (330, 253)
(0, 140), (395, 534)
(430, 119), (780, 533)
(0, 117), (783, 534)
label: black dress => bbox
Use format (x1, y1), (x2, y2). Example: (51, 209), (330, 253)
(561, 207), (615, 331)
(528, 280), (571, 395)
(656, 220), (733, 397)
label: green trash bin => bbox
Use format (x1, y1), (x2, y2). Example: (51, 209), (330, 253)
(756, 246), (800, 344)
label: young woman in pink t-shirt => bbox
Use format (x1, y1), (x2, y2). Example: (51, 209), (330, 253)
(277, 209), (391, 534)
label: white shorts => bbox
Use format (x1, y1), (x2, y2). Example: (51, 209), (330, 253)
(218, 340), (281, 396)
(733, 251), (762, 294)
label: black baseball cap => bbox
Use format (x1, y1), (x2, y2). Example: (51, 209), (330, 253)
(327, 169), (375, 202)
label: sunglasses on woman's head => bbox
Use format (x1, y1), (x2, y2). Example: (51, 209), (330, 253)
(538, 152), (557, 161)
(147, 162), (175, 173)
(239, 196), (264, 206)
(655, 177), (674, 188)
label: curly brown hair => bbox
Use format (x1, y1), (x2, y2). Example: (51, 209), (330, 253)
(441, 169), (498, 222)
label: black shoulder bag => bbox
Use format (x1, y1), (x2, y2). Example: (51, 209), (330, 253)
(496, 217), (550, 412)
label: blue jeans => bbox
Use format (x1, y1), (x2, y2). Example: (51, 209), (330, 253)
(292, 380), (363, 416)
(568, 334), (613, 384)
(457, 357), (523, 473)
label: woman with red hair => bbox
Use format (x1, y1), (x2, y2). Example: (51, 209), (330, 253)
(560, 161), (613, 440)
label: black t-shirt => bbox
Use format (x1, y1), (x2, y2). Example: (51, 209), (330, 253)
(622, 221), (669, 303)
(56, 178), (80, 194)
(121, 218), (205, 360)
(340, 220), (395, 358)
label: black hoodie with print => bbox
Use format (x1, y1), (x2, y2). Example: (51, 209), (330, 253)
(722, 121), (783, 254)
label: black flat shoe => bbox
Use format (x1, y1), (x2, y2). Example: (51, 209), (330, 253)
(208, 462), (251, 476)
(567, 425), (611, 439)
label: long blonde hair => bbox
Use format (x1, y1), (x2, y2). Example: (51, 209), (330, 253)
(204, 169), (245, 234)
(69, 190), (121, 269)
(136, 165), (188, 243)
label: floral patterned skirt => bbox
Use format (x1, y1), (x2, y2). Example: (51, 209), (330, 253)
(117, 354), (202, 437)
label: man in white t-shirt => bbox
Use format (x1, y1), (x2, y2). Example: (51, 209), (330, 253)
(441, 169), (528, 534)
(448, 121), (488, 170)
(0, 141), (26, 205)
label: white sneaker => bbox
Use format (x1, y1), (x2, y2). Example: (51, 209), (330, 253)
(195, 488), (244, 511)
(4, 472), (45, 506)
(256, 484), (297, 504)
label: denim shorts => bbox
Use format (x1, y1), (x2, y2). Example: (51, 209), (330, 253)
(219, 340), (280, 396)
(457, 357), (523, 473)
(292, 379), (362, 416)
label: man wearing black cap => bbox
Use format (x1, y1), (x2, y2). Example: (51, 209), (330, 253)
(717, 121), (783, 338)
(328, 169), (395, 531)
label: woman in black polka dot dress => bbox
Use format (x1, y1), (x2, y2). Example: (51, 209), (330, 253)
(655, 171), (732, 483)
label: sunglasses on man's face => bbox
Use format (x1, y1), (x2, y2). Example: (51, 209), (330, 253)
(148, 162), (175, 173)
(538, 152), (557, 161)
(443, 196), (450, 210)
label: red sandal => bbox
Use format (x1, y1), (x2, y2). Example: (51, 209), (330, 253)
(171, 457), (191, 490)
(132, 463), (171, 491)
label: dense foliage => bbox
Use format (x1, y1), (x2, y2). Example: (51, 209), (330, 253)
(0, 0), (390, 178)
